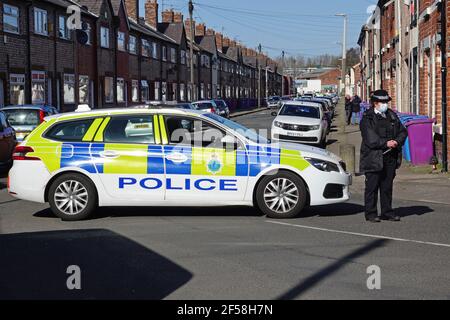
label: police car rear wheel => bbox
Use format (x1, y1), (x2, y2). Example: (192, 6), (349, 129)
(48, 174), (97, 221)
(256, 172), (307, 219)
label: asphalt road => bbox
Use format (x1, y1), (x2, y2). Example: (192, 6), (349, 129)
(1, 109), (450, 300)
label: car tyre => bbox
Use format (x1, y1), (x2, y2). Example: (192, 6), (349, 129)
(256, 171), (307, 219)
(48, 173), (97, 221)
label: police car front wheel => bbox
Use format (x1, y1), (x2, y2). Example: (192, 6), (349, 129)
(48, 173), (97, 221)
(256, 172), (307, 219)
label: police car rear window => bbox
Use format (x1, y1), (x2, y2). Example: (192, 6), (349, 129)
(45, 119), (94, 142)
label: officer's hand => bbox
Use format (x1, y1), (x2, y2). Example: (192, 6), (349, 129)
(387, 140), (398, 149)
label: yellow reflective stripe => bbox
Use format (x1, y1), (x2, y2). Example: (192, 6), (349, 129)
(159, 115), (168, 144)
(280, 149), (310, 171)
(82, 118), (104, 142)
(94, 117), (110, 142)
(153, 115), (161, 144)
(103, 144), (148, 174)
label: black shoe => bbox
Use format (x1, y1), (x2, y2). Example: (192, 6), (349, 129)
(381, 215), (401, 222)
(365, 216), (381, 223)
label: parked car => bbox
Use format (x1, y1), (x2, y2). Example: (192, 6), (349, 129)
(0, 111), (17, 171)
(271, 101), (328, 148)
(213, 99), (230, 118)
(297, 98), (332, 134)
(1, 105), (58, 142)
(176, 103), (197, 110)
(267, 96), (282, 109)
(192, 100), (220, 115)
(8, 107), (351, 220)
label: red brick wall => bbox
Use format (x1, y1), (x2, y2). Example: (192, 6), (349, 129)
(317, 69), (341, 88)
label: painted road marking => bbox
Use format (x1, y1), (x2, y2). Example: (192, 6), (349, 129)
(266, 220), (450, 248)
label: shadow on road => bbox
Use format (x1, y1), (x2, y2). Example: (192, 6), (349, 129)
(34, 206), (264, 220)
(0, 229), (192, 299)
(302, 202), (365, 218)
(395, 206), (434, 218)
(276, 238), (388, 300)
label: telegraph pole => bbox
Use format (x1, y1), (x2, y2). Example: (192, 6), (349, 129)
(440, 0), (448, 172)
(266, 66), (269, 102)
(189, 0), (195, 101)
(281, 50), (285, 96)
(336, 13), (347, 95)
(258, 43), (262, 108)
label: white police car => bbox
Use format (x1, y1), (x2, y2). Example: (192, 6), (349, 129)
(8, 108), (351, 221)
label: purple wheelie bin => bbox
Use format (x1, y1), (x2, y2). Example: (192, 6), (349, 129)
(404, 119), (435, 165)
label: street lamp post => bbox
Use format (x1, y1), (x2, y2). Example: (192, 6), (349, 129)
(336, 13), (347, 95)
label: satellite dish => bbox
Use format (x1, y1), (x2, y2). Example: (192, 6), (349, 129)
(76, 29), (88, 45)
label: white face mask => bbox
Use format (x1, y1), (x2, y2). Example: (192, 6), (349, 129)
(378, 103), (388, 113)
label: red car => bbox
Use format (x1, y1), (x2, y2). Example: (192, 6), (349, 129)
(0, 111), (17, 171)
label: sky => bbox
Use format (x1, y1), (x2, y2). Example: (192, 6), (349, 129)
(139, 0), (377, 59)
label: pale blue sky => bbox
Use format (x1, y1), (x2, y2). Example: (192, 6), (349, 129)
(139, 0), (377, 58)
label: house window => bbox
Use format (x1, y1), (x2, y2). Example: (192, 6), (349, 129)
(31, 71), (45, 104)
(34, 8), (48, 35)
(58, 15), (70, 39)
(200, 83), (205, 99)
(180, 50), (186, 65)
(9, 74), (25, 105)
(117, 78), (125, 102)
(170, 48), (176, 63)
(131, 80), (139, 102)
(162, 46), (167, 61)
(63, 74), (75, 103)
(180, 83), (185, 101)
(79, 76), (89, 104)
(161, 82), (167, 101)
(3, 4), (19, 34)
(84, 22), (91, 45)
(141, 39), (150, 57)
(154, 81), (160, 100)
(129, 35), (137, 54)
(141, 80), (149, 101)
(207, 84), (211, 99)
(117, 31), (125, 51)
(172, 83), (177, 101)
(152, 42), (158, 59)
(100, 27), (109, 48)
(104, 77), (114, 103)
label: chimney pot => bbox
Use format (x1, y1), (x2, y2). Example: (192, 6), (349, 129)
(162, 9), (174, 23)
(174, 12), (183, 23)
(145, 0), (159, 29)
(195, 23), (206, 36)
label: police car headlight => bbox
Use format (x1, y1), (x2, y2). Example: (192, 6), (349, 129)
(305, 157), (339, 173)
(274, 121), (284, 128)
(309, 125), (320, 130)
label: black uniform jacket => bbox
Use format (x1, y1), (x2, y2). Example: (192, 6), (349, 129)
(359, 108), (408, 173)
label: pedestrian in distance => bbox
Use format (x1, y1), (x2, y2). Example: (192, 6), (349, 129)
(351, 94), (362, 125)
(359, 90), (408, 223)
(345, 94), (352, 125)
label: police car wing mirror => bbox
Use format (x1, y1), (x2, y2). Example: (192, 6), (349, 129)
(271, 111), (277, 116)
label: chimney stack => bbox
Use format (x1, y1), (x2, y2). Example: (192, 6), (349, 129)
(124, 0), (138, 21)
(223, 37), (231, 48)
(184, 18), (195, 40)
(174, 12), (183, 23)
(195, 23), (206, 36)
(206, 28), (215, 36)
(230, 40), (237, 48)
(215, 32), (223, 52)
(162, 9), (174, 23)
(145, 0), (158, 29)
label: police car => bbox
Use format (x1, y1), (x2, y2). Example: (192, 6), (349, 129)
(8, 108), (351, 221)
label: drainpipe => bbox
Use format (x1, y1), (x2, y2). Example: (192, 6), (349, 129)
(26, 2), (32, 104)
(441, 0), (448, 172)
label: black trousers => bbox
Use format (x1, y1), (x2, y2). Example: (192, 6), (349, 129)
(364, 159), (397, 218)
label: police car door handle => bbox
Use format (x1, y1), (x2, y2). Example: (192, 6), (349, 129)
(99, 150), (120, 159)
(166, 153), (188, 163)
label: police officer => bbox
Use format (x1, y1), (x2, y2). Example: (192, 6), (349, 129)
(360, 90), (408, 223)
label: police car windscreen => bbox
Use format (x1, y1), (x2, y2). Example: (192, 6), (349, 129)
(279, 105), (320, 119)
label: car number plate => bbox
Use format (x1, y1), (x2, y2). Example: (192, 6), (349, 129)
(287, 132), (303, 137)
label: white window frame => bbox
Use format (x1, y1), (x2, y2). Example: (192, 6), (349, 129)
(141, 39), (150, 57)
(9, 74), (25, 105)
(63, 73), (75, 104)
(117, 31), (126, 51)
(58, 15), (70, 40)
(141, 80), (149, 102)
(31, 71), (46, 104)
(154, 81), (160, 101)
(180, 83), (185, 101)
(129, 35), (137, 54)
(3, 4), (20, 34)
(152, 42), (158, 59)
(84, 22), (92, 45)
(104, 77), (114, 103)
(162, 46), (167, 61)
(100, 27), (109, 48)
(170, 47), (176, 63)
(79, 75), (89, 104)
(180, 50), (186, 65)
(34, 8), (48, 36)
(131, 80), (139, 102)
(116, 78), (125, 103)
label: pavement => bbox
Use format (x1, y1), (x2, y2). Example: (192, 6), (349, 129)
(1, 105), (450, 300)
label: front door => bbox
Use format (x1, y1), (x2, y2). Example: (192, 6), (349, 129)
(93, 114), (165, 202)
(161, 115), (249, 203)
